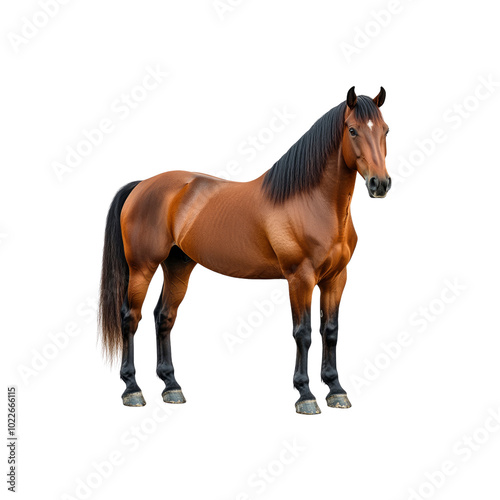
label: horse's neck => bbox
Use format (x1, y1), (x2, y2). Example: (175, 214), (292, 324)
(317, 149), (357, 224)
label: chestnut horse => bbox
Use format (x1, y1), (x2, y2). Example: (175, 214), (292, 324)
(99, 87), (391, 414)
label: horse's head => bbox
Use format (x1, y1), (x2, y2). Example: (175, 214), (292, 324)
(342, 87), (391, 198)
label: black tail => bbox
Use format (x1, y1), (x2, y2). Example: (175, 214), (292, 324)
(98, 181), (141, 363)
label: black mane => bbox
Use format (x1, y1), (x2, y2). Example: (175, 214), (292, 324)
(262, 96), (381, 203)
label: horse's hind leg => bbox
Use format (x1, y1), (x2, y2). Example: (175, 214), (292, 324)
(154, 249), (196, 404)
(121, 265), (157, 406)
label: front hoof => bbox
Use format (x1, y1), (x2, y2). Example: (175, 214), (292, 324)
(326, 393), (351, 409)
(122, 391), (146, 407)
(295, 399), (321, 415)
(162, 389), (186, 404)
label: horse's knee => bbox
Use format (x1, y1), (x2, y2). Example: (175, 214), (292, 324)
(293, 323), (312, 348)
(322, 322), (338, 345)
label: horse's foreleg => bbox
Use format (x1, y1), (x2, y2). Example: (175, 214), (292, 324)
(319, 269), (351, 409)
(286, 264), (319, 415)
(120, 266), (156, 406)
(155, 256), (196, 404)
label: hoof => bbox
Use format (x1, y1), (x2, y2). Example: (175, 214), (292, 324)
(122, 391), (146, 407)
(326, 393), (351, 409)
(162, 389), (186, 404)
(295, 399), (321, 415)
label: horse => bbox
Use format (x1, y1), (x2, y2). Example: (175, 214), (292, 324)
(98, 86), (391, 414)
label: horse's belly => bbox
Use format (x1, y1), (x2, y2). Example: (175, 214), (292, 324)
(180, 238), (282, 279)
(176, 218), (282, 280)
(199, 253), (282, 279)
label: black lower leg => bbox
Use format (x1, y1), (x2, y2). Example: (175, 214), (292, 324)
(293, 312), (314, 402)
(321, 309), (346, 397)
(154, 293), (181, 394)
(120, 299), (142, 397)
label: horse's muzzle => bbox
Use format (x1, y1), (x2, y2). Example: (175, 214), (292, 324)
(366, 176), (391, 198)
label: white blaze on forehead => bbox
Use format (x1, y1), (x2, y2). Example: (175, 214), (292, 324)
(367, 120), (374, 130)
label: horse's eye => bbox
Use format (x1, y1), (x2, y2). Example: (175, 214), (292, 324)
(349, 127), (357, 137)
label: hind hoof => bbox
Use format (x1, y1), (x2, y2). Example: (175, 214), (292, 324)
(295, 399), (321, 415)
(122, 391), (146, 407)
(162, 389), (186, 404)
(326, 394), (351, 409)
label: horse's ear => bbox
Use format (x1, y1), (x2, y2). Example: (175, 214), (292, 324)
(373, 87), (386, 107)
(346, 86), (357, 109)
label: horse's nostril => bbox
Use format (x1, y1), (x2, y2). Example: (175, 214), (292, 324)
(387, 177), (392, 191)
(368, 177), (379, 191)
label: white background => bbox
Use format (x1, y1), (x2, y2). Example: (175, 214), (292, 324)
(2, 1), (500, 499)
